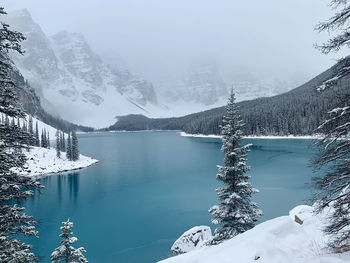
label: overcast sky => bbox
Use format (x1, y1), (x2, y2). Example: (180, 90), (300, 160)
(3, 0), (343, 87)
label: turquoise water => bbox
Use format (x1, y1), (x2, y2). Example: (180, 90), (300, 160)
(24, 131), (319, 262)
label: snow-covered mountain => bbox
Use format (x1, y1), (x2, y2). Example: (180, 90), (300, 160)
(159, 64), (307, 117)
(3, 9), (310, 127)
(5, 9), (160, 128)
(226, 71), (307, 101)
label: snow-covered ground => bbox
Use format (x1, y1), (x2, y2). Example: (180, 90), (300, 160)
(180, 132), (322, 140)
(14, 146), (98, 178)
(159, 205), (350, 263)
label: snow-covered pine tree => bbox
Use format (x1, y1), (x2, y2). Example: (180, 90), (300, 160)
(50, 219), (88, 263)
(71, 131), (79, 161)
(41, 129), (46, 148)
(67, 132), (72, 161)
(209, 91), (262, 245)
(313, 94), (350, 250)
(47, 133), (50, 148)
(312, 0), (350, 251)
(56, 130), (61, 158)
(35, 121), (39, 146)
(0, 7), (42, 262)
(60, 131), (66, 152)
(28, 116), (34, 146)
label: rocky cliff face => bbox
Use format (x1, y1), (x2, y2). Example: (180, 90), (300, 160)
(1, 51), (92, 132)
(5, 9), (159, 127)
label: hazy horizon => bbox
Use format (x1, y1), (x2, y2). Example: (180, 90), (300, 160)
(3, 0), (344, 91)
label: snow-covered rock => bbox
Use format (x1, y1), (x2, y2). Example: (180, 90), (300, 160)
(171, 226), (213, 255)
(13, 146), (98, 178)
(160, 205), (350, 263)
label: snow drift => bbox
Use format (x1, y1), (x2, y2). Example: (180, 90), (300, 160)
(159, 205), (350, 263)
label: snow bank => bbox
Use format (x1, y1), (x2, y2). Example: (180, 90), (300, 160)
(171, 226), (213, 255)
(179, 132), (221, 139)
(159, 205), (350, 263)
(180, 132), (322, 140)
(13, 146), (98, 178)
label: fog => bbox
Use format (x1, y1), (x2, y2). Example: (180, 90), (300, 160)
(3, 0), (342, 90)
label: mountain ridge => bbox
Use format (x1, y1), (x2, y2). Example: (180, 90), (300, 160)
(5, 9), (161, 128)
(106, 62), (349, 136)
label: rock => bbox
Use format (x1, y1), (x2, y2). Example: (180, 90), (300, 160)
(171, 226), (212, 255)
(294, 215), (303, 225)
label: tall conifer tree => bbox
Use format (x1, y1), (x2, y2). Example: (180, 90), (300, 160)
(0, 7), (41, 262)
(71, 131), (79, 161)
(28, 116), (34, 146)
(55, 130), (61, 158)
(67, 132), (72, 161)
(313, 0), (350, 250)
(209, 92), (261, 244)
(35, 121), (39, 147)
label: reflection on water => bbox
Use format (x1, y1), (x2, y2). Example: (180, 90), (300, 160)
(35, 172), (80, 204)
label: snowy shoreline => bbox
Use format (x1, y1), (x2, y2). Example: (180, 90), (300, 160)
(13, 147), (99, 178)
(179, 131), (322, 140)
(159, 205), (350, 263)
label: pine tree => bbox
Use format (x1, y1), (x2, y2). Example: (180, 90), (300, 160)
(50, 219), (88, 263)
(28, 116), (34, 145)
(71, 131), (79, 161)
(312, 0), (350, 251)
(41, 129), (46, 148)
(313, 94), (350, 250)
(56, 130), (61, 158)
(67, 132), (72, 161)
(47, 133), (50, 149)
(209, 92), (262, 244)
(0, 7), (41, 262)
(35, 121), (39, 146)
(60, 131), (66, 152)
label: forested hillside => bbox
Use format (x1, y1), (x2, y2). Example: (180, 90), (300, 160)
(108, 64), (349, 135)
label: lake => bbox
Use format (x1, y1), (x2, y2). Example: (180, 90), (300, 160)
(24, 131), (320, 262)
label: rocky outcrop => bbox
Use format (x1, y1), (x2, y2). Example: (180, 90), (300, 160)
(171, 226), (213, 255)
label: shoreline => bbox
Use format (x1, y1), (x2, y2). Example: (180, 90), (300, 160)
(29, 160), (99, 179)
(13, 146), (99, 178)
(179, 131), (322, 140)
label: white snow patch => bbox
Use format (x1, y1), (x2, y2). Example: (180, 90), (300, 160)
(179, 132), (322, 140)
(159, 205), (350, 263)
(14, 146), (98, 178)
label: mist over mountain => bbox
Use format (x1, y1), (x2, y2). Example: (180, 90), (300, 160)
(2, 8), (324, 128)
(5, 9), (161, 127)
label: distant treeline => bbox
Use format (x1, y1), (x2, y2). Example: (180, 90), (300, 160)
(107, 65), (350, 136)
